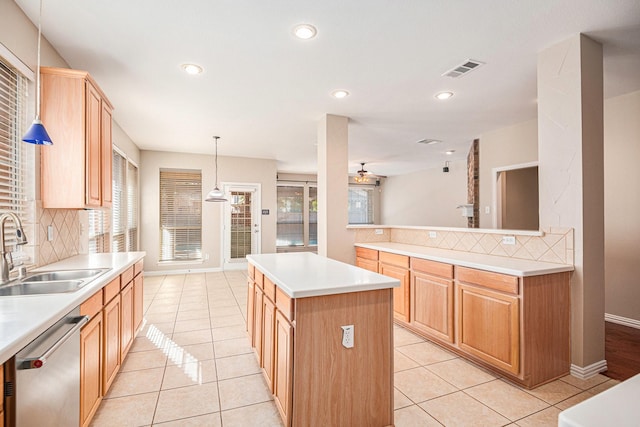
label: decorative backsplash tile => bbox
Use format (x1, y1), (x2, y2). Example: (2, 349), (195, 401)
(354, 226), (574, 265)
(35, 201), (81, 267)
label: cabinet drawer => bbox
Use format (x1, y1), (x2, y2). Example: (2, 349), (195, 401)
(255, 271), (264, 289)
(379, 251), (409, 268)
(248, 263), (255, 280)
(411, 258), (453, 279)
(355, 247), (378, 261)
(276, 287), (294, 322)
(120, 266), (134, 288)
(134, 259), (144, 276)
(456, 266), (519, 295)
(81, 290), (103, 319)
(264, 277), (276, 302)
(103, 277), (121, 303)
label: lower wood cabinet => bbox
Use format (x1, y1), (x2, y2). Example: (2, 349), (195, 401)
(1, 362), (4, 427)
(246, 278), (255, 341)
(380, 262), (410, 322)
(102, 294), (121, 393)
(412, 271), (455, 343)
(261, 296), (276, 392)
(253, 286), (264, 363)
(457, 283), (520, 374)
(133, 274), (144, 333)
(80, 314), (102, 427)
(120, 282), (134, 360)
(273, 310), (293, 426)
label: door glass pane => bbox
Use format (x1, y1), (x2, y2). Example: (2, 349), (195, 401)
(308, 186), (318, 246)
(277, 186), (303, 247)
(230, 191), (253, 259)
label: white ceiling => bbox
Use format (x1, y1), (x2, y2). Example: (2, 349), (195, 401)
(14, 0), (640, 176)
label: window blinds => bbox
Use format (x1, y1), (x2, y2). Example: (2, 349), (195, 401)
(159, 169), (202, 261)
(111, 150), (126, 252)
(127, 160), (138, 251)
(0, 58), (30, 249)
(348, 187), (374, 224)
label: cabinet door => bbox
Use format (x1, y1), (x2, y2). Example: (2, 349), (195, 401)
(120, 282), (134, 360)
(253, 286), (264, 363)
(274, 310), (293, 427)
(380, 263), (410, 322)
(412, 272), (454, 343)
(100, 101), (113, 207)
(133, 274), (144, 334)
(103, 295), (121, 393)
(86, 82), (102, 207)
(356, 257), (378, 273)
(261, 297), (276, 392)
(80, 315), (102, 427)
(247, 279), (255, 343)
(1, 362), (4, 427)
(457, 283), (520, 374)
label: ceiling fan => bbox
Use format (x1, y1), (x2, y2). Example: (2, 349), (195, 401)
(355, 162), (369, 183)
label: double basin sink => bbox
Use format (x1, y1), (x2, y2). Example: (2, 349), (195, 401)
(0, 268), (109, 296)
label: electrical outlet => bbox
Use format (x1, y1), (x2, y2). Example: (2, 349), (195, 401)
(429, 231), (437, 238)
(502, 235), (516, 245)
(374, 229), (383, 235)
(485, 206), (491, 214)
(341, 325), (354, 348)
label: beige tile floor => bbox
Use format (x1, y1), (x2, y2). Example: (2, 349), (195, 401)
(90, 271), (619, 426)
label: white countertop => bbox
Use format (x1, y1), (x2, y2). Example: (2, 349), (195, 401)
(355, 242), (574, 276)
(558, 374), (640, 427)
(0, 252), (145, 365)
(247, 252), (399, 298)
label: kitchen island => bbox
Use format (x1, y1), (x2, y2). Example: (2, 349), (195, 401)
(246, 252), (399, 427)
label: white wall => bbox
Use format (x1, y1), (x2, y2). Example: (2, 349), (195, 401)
(140, 150), (277, 272)
(604, 90), (640, 323)
(478, 119), (538, 228)
(381, 160), (467, 227)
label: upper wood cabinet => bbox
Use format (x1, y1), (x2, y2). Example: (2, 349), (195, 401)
(40, 67), (113, 209)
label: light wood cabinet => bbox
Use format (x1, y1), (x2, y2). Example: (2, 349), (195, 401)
(40, 67), (113, 209)
(457, 283), (520, 374)
(411, 258), (455, 343)
(379, 252), (410, 322)
(261, 295), (276, 392)
(80, 314), (102, 427)
(247, 277), (255, 341)
(1, 362), (4, 427)
(355, 247), (378, 272)
(133, 274), (144, 334)
(120, 282), (134, 360)
(102, 295), (121, 394)
(253, 285), (264, 363)
(273, 310), (293, 427)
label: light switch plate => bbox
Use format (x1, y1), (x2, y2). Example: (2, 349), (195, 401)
(47, 225), (54, 241)
(375, 229), (383, 235)
(502, 235), (516, 245)
(429, 231), (437, 238)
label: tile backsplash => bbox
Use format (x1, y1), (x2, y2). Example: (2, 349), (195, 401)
(35, 201), (81, 266)
(354, 226), (574, 265)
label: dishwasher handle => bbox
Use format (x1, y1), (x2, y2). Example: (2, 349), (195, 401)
(17, 315), (89, 370)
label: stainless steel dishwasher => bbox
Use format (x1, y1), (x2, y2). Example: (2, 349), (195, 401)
(15, 307), (89, 427)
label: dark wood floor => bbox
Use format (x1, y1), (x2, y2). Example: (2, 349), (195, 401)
(603, 321), (640, 381)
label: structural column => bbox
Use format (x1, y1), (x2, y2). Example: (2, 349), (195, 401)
(537, 34), (605, 375)
(317, 114), (353, 263)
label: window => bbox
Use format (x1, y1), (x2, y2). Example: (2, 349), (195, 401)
(111, 148), (139, 252)
(0, 55), (33, 263)
(88, 210), (109, 253)
(348, 186), (374, 224)
(159, 169), (202, 261)
(276, 183), (317, 250)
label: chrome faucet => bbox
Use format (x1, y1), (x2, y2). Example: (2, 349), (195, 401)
(0, 212), (28, 285)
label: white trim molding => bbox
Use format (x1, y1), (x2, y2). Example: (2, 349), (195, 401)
(605, 313), (640, 329)
(570, 360), (608, 380)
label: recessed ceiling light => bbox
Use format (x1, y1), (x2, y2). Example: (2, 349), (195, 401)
(181, 63), (203, 75)
(445, 150), (455, 155)
(332, 90), (350, 99)
(417, 139), (441, 145)
(435, 91), (454, 100)
(293, 24), (317, 40)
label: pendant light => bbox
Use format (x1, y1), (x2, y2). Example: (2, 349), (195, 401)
(22, 0), (53, 145)
(205, 136), (227, 202)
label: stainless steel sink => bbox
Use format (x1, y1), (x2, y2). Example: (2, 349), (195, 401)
(0, 268), (109, 296)
(21, 269), (107, 283)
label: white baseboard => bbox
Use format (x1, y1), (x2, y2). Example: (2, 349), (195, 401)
(144, 267), (223, 276)
(605, 313), (640, 329)
(570, 360), (608, 380)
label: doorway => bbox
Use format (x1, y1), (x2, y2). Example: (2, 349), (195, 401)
(492, 162), (539, 230)
(222, 183), (261, 270)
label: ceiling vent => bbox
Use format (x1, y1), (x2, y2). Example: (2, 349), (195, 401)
(417, 139), (441, 145)
(442, 59), (484, 78)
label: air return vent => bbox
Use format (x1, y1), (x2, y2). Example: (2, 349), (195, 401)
(442, 59), (484, 78)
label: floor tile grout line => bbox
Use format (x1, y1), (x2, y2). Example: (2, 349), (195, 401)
(206, 272), (226, 425)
